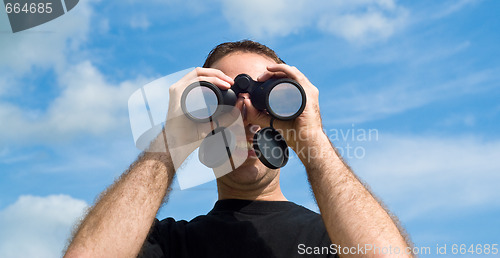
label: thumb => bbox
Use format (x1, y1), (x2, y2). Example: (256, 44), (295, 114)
(242, 97), (272, 128)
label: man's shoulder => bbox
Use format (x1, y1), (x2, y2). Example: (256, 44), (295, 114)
(155, 201), (322, 225)
(153, 212), (220, 233)
(275, 202), (324, 222)
(153, 201), (326, 236)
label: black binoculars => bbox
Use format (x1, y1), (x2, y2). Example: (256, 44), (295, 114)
(180, 74), (307, 169)
(181, 74), (306, 122)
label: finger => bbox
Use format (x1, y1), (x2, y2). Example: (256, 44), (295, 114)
(209, 96), (245, 131)
(265, 64), (305, 82)
(256, 71), (287, 82)
(243, 97), (271, 128)
(234, 96), (244, 112)
(193, 67), (234, 85)
(190, 76), (231, 90)
(231, 96), (245, 122)
(238, 93), (251, 120)
(266, 65), (317, 97)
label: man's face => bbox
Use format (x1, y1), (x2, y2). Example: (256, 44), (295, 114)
(211, 51), (280, 188)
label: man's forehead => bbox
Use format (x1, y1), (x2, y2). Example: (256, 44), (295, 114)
(211, 52), (276, 79)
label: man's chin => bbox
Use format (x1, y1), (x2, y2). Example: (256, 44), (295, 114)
(223, 157), (269, 185)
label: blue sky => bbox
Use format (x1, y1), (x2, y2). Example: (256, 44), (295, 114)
(1, 0), (499, 257)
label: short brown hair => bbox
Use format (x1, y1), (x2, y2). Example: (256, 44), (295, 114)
(203, 40), (285, 68)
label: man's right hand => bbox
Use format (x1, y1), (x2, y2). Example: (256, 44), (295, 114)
(159, 67), (239, 166)
(165, 67), (235, 144)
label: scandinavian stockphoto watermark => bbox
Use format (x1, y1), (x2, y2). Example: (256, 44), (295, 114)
(252, 123), (379, 162)
(297, 243), (499, 256)
(3, 0), (79, 33)
(298, 243), (430, 256)
(326, 124), (379, 160)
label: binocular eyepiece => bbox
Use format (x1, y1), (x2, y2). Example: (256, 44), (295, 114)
(181, 74), (306, 122)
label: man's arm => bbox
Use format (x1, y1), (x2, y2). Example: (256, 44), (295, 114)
(253, 64), (411, 258)
(64, 138), (174, 258)
(297, 130), (411, 257)
(64, 67), (234, 258)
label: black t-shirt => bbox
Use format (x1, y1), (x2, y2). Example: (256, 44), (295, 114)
(139, 199), (337, 258)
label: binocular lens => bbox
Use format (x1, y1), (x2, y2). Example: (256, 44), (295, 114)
(268, 82), (304, 119)
(184, 86), (219, 120)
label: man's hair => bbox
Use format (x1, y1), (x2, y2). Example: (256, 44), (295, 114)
(203, 40), (285, 68)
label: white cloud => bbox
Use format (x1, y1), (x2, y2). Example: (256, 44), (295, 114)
(348, 134), (500, 221)
(0, 195), (88, 258)
(220, 0), (408, 43)
(50, 62), (146, 136)
(0, 0), (152, 147)
(130, 15), (151, 30)
(0, 146), (42, 164)
(0, 61), (149, 145)
(0, 0), (100, 104)
(317, 1), (408, 43)
(0, 0), (96, 74)
(440, 113), (476, 127)
(124, 0), (209, 16)
(98, 18), (110, 34)
(220, 0), (310, 37)
(322, 67), (499, 125)
(431, 0), (481, 19)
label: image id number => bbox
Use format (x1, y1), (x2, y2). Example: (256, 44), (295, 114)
(451, 244), (498, 255)
(5, 3), (53, 14)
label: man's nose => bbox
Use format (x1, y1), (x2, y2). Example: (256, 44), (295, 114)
(238, 92), (251, 99)
(238, 93), (251, 124)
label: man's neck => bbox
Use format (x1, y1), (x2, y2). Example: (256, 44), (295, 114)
(216, 177), (288, 201)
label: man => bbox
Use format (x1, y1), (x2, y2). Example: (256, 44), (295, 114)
(64, 40), (412, 257)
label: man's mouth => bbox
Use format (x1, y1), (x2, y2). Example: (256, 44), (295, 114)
(235, 140), (252, 150)
(228, 124), (260, 160)
(233, 135), (257, 158)
(235, 140), (256, 158)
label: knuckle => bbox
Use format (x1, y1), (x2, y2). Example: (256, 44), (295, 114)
(310, 86), (319, 96)
(186, 69), (196, 78)
(194, 67), (203, 74)
(214, 78), (224, 85)
(216, 69), (225, 76)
